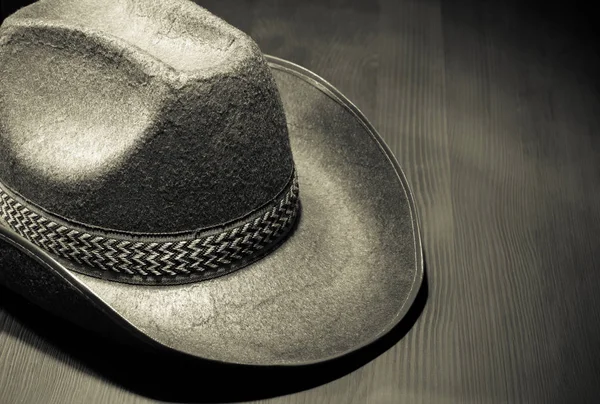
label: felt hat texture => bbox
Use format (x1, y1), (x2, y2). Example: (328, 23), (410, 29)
(0, 0), (423, 366)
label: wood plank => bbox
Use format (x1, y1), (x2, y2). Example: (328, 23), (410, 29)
(441, 0), (600, 402)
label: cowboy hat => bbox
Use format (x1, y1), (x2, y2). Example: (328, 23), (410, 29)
(0, 0), (423, 366)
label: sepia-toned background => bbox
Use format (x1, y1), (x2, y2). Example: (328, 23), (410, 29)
(1, 0), (599, 402)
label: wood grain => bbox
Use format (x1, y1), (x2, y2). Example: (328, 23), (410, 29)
(2, 0), (600, 403)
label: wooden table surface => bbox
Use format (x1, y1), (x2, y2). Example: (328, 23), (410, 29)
(2, 0), (600, 403)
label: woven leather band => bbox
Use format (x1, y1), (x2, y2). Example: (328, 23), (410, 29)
(0, 171), (300, 284)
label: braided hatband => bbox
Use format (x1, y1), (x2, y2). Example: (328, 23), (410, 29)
(0, 172), (299, 284)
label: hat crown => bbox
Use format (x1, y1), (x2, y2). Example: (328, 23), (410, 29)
(0, 0), (294, 234)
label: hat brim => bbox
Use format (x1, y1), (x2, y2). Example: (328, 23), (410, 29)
(0, 56), (423, 366)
